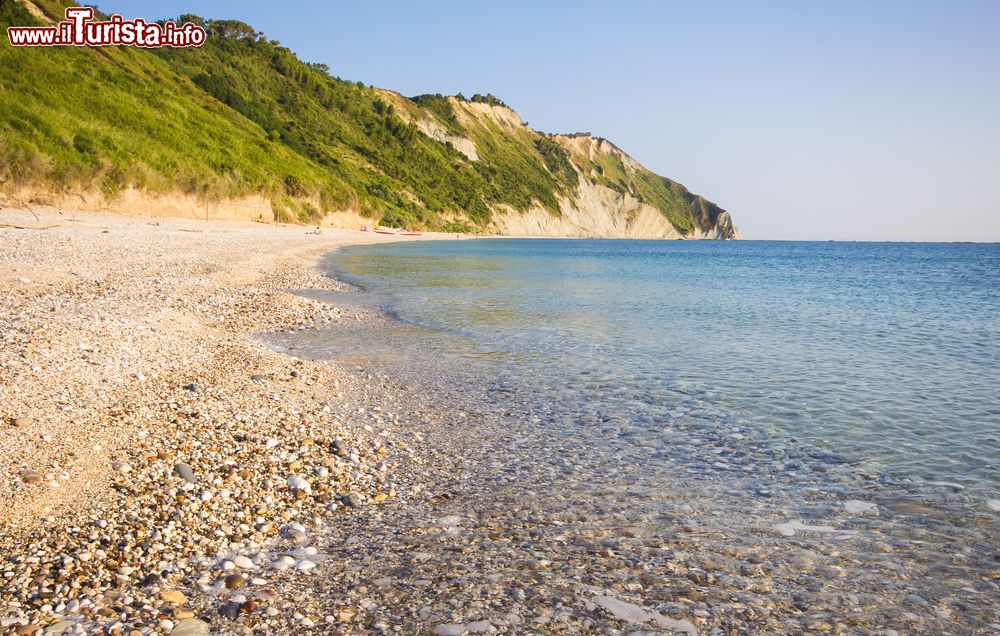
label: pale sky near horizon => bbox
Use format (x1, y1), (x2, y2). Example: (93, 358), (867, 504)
(98, 0), (1000, 241)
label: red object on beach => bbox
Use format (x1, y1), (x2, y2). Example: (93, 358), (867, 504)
(374, 230), (395, 235)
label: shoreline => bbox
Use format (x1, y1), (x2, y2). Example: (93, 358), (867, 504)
(0, 206), (460, 634)
(212, 239), (1000, 635)
(3, 207), (998, 635)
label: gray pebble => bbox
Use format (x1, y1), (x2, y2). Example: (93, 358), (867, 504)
(173, 463), (197, 483)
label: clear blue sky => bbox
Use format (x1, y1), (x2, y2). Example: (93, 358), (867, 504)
(99, 0), (1000, 241)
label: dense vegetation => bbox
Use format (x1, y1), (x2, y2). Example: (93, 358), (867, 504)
(0, 0), (728, 233)
(0, 0), (343, 222)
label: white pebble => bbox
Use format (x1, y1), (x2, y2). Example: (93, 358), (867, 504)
(272, 555), (295, 571)
(843, 500), (876, 514)
(286, 475), (311, 494)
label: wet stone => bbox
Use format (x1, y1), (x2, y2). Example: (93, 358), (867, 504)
(283, 527), (308, 546)
(906, 594), (928, 606)
(218, 601), (242, 620)
(224, 573), (246, 590)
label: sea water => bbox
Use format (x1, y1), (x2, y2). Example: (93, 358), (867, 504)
(267, 239), (1000, 629)
(319, 239), (999, 501)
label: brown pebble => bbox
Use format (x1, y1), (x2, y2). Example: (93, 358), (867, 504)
(224, 573), (246, 590)
(11, 417), (32, 427)
(19, 470), (41, 484)
(160, 589), (187, 605)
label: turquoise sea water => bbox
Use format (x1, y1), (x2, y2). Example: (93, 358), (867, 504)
(324, 239), (999, 503)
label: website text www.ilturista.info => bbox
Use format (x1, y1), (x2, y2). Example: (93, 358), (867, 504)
(7, 7), (206, 48)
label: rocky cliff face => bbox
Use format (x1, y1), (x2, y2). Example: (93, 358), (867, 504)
(492, 177), (740, 239)
(393, 97), (739, 239)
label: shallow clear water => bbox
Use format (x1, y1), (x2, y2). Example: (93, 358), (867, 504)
(321, 239), (999, 502)
(263, 239), (1000, 630)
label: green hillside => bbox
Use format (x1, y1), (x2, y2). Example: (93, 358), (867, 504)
(0, 0), (735, 236)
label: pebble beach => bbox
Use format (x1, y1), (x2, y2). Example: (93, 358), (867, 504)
(0, 207), (442, 635)
(2, 207), (998, 636)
